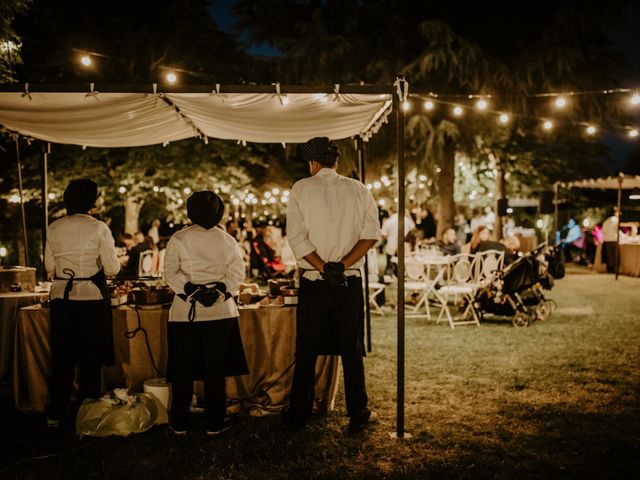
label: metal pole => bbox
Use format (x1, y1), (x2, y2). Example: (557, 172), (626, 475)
(553, 182), (559, 245)
(395, 77), (406, 438)
(41, 143), (50, 280)
(357, 138), (373, 353)
(615, 174), (622, 280)
(15, 138), (29, 267)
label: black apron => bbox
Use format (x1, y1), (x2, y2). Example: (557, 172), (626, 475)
(55, 267), (115, 366)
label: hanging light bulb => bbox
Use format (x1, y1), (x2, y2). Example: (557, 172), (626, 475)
(629, 129), (639, 138)
(118, 186), (127, 194)
(80, 55), (92, 66)
(543, 120), (554, 130)
(630, 92), (640, 106)
(586, 125), (597, 135)
(554, 96), (567, 108)
(166, 72), (177, 84)
(402, 101), (410, 111)
(48, 193), (56, 200)
(475, 99), (488, 110)
(499, 113), (510, 124)
(453, 106), (463, 116)
(424, 100), (434, 111)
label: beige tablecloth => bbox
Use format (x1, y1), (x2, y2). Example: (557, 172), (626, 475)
(12, 305), (339, 416)
(0, 292), (47, 382)
(594, 243), (640, 277)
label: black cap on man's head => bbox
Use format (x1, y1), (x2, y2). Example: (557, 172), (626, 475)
(187, 191), (225, 229)
(302, 137), (340, 166)
(64, 179), (98, 215)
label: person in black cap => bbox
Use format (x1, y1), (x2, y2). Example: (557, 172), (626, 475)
(163, 191), (248, 435)
(44, 179), (120, 427)
(286, 137), (381, 433)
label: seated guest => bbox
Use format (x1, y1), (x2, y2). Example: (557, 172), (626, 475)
(44, 179), (120, 427)
(118, 232), (151, 279)
(467, 225), (491, 254)
(164, 191), (248, 435)
(437, 228), (461, 255)
(561, 218), (585, 263)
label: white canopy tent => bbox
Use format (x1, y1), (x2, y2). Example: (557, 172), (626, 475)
(556, 173), (640, 279)
(0, 81), (414, 437)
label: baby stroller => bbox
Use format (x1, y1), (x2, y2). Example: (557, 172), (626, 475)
(473, 243), (559, 327)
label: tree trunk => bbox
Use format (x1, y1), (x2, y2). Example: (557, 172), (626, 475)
(494, 160), (506, 240)
(124, 196), (144, 234)
(436, 138), (456, 238)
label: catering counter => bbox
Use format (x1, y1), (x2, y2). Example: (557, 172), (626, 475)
(594, 243), (640, 277)
(0, 292), (48, 382)
(12, 305), (339, 416)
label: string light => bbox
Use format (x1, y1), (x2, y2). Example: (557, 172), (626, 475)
(554, 96), (567, 108)
(630, 129), (639, 138)
(476, 99), (488, 111)
(586, 125), (597, 135)
(543, 120), (554, 130)
(631, 92), (640, 106)
(153, 186), (159, 192)
(499, 113), (510, 124)
(272, 187), (280, 195)
(424, 100), (434, 111)
(402, 101), (410, 111)
(373, 181), (381, 189)
(80, 55), (91, 66)
(166, 72), (177, 84)
(232, 198), (240, 206)
(48, 193), (56, 200)
(118, 186), (126, 194)
(9, 194), (20, 203)
(453, 106), (463, 117)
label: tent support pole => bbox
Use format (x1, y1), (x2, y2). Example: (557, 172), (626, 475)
(41, 143), (50, 280)
(15, 138), (29, 267)
(553, 182), (559, 244)
(395, 77), (406, 438)
(615, 174), (622, 280)
(357, 138), (373, 353)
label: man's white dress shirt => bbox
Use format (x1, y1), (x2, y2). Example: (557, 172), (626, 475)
(602, 216), (619, 242)
(286, 168), (380, 271)
(380, 213), (415, 256)
(45, 214), (120, 300)
(164, 225), (245, 322)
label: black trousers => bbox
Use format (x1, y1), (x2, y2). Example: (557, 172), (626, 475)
(602, 241), (619, 273)
(166, 319), (235, 428)
(289, 276), (367, 422)
(48, 299), (105, 419)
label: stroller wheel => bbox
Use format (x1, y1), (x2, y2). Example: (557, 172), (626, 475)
(536, 301), (553, 321)
(547, 299), (558, 312)
(512, 312), (530, 328)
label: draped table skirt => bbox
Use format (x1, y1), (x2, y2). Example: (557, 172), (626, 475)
(12, 305), (339, 416)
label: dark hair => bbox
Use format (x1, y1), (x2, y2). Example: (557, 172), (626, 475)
(63, 179), (98, 214)
(187, 191), (225, 229)
(302, 137), (340, 166)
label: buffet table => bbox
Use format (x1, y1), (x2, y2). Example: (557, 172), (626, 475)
(0, 292), (48, 382)
(594, 243), (640, 277)
(12, 304), (339, 416)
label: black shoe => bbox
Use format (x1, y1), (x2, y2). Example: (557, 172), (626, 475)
(348, 409), (378, 434)
(206, 417), (232, 436)
(283, 412), (308, 432)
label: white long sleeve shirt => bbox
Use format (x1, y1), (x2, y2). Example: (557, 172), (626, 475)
(45, 214), (120, 300)
(380, 213), (415, 256)
(286, 168), (381, 270)
(164, 225), (245, 322)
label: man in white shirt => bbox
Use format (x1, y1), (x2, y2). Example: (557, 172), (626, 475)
(164, 191), (248, 435)
(601, 209), (622, 273)
(44, 179), (120, 426)
(380, 206), (415, 277)
(286, 137), (380, 433)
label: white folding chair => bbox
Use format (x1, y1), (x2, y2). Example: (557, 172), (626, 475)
(435, 253), (481, 328)
(474, 249), (505, 287)
(368, 282), (386, 315)
(405, 254), (447, 319)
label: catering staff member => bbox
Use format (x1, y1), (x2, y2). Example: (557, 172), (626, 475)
(286, 137), (380, 433)
(164, 191), (248, 435)
(44, 179), (120, 427)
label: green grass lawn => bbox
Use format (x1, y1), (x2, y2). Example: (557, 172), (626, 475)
(1, 268), (639, 479)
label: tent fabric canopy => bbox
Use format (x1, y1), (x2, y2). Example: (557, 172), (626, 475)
(562, 175), (640, 190)
(0, 89), (392, 147)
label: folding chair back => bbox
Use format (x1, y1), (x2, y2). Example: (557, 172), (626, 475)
(474, 249), (505, 284)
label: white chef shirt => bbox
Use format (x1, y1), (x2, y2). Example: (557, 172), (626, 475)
(45, 214), (120, 300)
(380, 213), (415, 256)
(286, 168), (380, 270)
(602, 216), (619, 242)
(164, 225), (245, 322)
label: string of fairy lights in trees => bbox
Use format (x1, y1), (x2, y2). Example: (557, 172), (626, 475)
(400, 89), (640, 139)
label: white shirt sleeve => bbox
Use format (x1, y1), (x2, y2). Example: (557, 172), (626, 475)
(98, 223), (121, 276)
(286, 185), (317, 260)
(360, 188), (381, 241)
(44, 236), (54, 279)
(163, 237), (189, 295)
(221, 240), (246, 293)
